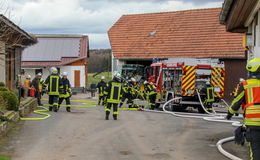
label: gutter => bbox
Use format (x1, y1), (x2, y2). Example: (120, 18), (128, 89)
(219, 0), (234, 24)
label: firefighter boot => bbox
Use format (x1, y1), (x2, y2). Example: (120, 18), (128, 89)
(66, 107), (71, 112)
(53, 105), (58, 112)
(105, 111), (109, 120)
(113, 114), (117, 120)
(49, 106), (53, 111)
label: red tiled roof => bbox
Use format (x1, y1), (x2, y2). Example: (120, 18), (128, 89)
(108, 8), (245, 59)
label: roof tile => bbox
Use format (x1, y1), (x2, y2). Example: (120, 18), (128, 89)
(108, 8), (245, 59)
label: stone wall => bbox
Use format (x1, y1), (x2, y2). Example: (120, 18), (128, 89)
(0, 97), (37, 136)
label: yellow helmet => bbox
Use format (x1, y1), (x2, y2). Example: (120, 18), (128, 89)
(246, 58), (260, 72)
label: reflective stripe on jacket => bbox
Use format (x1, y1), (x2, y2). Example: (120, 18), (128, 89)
(206, 87), (215, 103)
(104, 80), (122, 104)
(44, 74), (62, 96)
(242, 79), (260, 126)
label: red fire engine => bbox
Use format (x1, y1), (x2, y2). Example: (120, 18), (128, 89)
(148, 60), (225, 112)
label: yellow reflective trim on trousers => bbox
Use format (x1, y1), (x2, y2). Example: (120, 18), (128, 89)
(106, 108), (110, 112)
(250, 143), (253, 160)
(113, 111), (118, 115)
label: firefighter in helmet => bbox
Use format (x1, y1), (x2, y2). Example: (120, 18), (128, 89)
(144, 81), (157, 110)
(104, 72), (122, 120)
(201, 81), (215, 113)
(58, 72), (72, 112)
(226, 58), (260, 160)
(96, 76), (107, 105)
(44, 67), (63, 112)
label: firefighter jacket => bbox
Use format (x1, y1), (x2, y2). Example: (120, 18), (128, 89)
(31, 78), (41, 91)
(44, 74), (63, 96)
(200, 85), (215, 103)
(59, 78), (71, 98)
(96, 81), (107, 96)
(228, 78), (260, 126)
(104, 79), (122, 104)
(144, 84), (157, 96)
(23, 79), (31, 88)
(39, 78), (45, 92)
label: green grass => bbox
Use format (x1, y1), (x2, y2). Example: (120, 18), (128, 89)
(0, 155), (11, 160)
(88, 72), (112, 87)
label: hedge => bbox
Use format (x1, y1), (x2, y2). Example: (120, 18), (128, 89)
(0, 94), (7, 113)
(0, 91), (19, 111)
(0, 82), (5, 87)
(0, 87), (8, 91)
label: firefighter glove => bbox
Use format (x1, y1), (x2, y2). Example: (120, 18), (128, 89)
(225, 112), (233, 120)
(234, 126), (246, 146)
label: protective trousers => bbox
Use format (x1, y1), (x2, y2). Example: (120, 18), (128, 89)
(49, 95), (59, 112)
(205, 102), (213, 112)
(59, 97), (71, 112)
(149, 93), (156, 110)
(246, 127), (260, 160)
(35, 90), (42, 106)
(98, 95), (105, 105)
(105, 103), (118, 120)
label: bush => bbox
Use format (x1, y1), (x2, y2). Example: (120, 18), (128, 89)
(0, 82), (5, 87)
(0, 94), (7, 113)
(0, 87), (8, 91)
(0, 91), (19, 111)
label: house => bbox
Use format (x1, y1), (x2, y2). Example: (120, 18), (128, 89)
(0, 14), (36, 90)
(220, 0), (260, 59)
(22, 34), (89, 88)
(108, 8), (246, 101)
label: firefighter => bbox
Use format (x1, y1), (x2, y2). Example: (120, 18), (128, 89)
(200, 81), (215, 113)
(127, 78), (136, 108)
(58, 72), (72, 112)
(44, 67), (63, 112)
(31, 73), (43, 106)
(96, 76), (107, 105)
(23, 75), (31, 97)
(104, 72), (122, 120)
(120, 80), (129, 108)
(144, 81), (157, 110)
(226, 58), (260, 160)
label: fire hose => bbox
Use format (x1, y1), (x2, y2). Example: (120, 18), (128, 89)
(144, 91), (243, 160)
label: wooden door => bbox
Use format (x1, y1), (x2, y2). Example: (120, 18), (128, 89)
(74, 70), (80, 87)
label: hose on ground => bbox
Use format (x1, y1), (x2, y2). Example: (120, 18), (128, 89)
(144, 96), (243, 160)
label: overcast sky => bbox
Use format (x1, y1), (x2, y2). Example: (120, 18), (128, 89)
(4, 0), (223, 49)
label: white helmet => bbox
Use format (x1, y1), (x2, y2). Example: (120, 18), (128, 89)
(37, 73), (42, 76)
(144, 80), (148, 85)
(27, 75), (31, 79)
(239, 78), (245, 82)
(101, 76), (105, 80)
(50, 67), (58, 74)
(131, 78), (136, 82)
(62, 72), (68, 76)
(206, 81), (210, 85)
